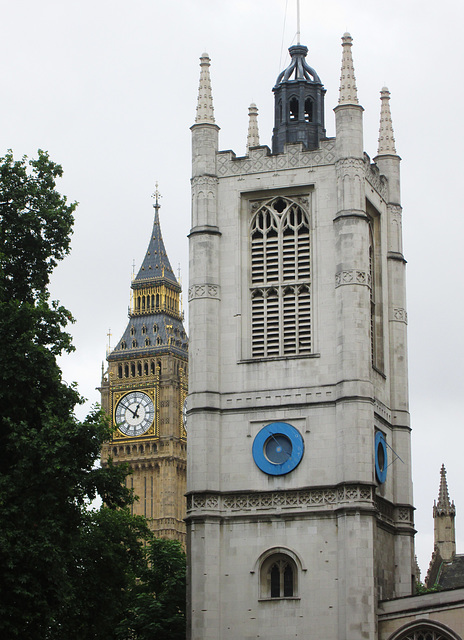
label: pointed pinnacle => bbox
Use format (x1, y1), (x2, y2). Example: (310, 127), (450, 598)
(338, 32), (359, 106)
(246, 103), (260, 154)
(377, 87), (397, 155)
(195, 52), (215, 124)
(434, 464), (456, 516)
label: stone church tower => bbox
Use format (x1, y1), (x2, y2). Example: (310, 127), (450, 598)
(100, 192), (188, 544)
(187, 34), (414, 639)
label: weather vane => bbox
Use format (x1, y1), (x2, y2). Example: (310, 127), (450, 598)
(152, 182), (162, 208)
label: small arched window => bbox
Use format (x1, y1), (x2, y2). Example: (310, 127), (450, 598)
(259, 551), (299, 600)
(304, 98), (313, 122)
(289, 97), (299, 121)
(118, 364), (123, 378)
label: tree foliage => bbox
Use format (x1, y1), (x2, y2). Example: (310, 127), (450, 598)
(0, 151), (186, 639)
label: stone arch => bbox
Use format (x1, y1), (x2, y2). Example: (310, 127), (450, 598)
(387, 619), (462, 640)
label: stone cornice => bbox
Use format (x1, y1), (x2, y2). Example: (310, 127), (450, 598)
(186, 484), (414, 529)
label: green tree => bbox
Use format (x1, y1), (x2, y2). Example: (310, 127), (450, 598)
(0, 150), (151, 639)
(115, 537), (187, 640)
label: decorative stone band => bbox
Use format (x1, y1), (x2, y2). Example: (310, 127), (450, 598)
(365, 160), (388, 199)
(188, 283), (220, 301)
(390, 307), (408, 323)
(216, 140), (337, 177)
(376, 496), (414, 528)
(187, 484), (374, 514)
(335, 269), (371, 288)
(187, 485), (413, 526)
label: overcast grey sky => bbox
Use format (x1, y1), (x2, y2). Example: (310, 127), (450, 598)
(2, 0), (463, 577)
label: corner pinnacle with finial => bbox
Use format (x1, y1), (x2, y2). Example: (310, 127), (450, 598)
(195, 53), (215, 124)
(377, 87), (397, 155)
(338, 33), (359, 105)
(246, 103), (260, 154)
(434, 464), (456, 517)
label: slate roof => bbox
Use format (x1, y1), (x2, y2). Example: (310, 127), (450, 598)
(108, 312), (188, 362)
(436, 555), (464, 590)
(133, 203), (179, 289)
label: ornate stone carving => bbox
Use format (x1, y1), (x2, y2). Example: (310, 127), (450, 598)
(188, 284), (220, 301)
(187, 484), (375, 515)
(365, 160), (388, 199)
(191, 175), (219, 189)
(391, 307), (408, 323)
(335, 270), (371, 288)
(216, 140), (336, 177)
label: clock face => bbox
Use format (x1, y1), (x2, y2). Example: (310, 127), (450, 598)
(252, 422), (304, 476)
(115, 391), (155, 437)
(375, 431), (388, 484)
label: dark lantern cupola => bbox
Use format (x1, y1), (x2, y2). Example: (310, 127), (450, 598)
(272, 44), (326, 154)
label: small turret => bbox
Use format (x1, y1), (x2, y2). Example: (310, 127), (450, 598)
(271, 44), (326, 154)
(191, 52), (219, 180)
(433, 464), (456, 561)
(246, 103), (260, 153)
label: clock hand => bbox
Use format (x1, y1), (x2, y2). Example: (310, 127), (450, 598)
(265, 429), (292, 459)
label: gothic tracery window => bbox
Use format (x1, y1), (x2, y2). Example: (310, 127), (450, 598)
(260, 553), (298, 599)
(250, 197), (311, 358)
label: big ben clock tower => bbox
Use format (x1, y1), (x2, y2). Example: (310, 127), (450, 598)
(100, 188), (188, 544)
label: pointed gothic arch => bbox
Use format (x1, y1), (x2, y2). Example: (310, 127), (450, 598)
(387, 619), (462, 640)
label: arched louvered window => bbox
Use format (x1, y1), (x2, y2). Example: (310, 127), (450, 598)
(368, 224), (375, 366)
(250, 197), (311, 358)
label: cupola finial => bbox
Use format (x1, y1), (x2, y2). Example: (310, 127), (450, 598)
(195, 53), (215, 124)
(271, 43), (326, 154)
(246, 103), (260, 154)
(377, 87), (397, 156)
(338, 32), (359, 105)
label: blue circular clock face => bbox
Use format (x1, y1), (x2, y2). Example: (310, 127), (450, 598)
(252, 422), (304, 476)
(375, 431), (388, 484)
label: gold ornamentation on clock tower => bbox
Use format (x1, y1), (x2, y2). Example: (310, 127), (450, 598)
(100, 189), (188, 544)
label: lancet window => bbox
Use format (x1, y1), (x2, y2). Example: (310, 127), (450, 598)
(250, 197), (311, 358)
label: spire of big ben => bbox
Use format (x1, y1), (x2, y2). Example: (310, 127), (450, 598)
(100, 187), (188, 544)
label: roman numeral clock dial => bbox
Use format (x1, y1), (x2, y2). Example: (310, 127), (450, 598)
(115, 391), (155, 437)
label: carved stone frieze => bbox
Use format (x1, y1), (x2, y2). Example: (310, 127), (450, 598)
(335, 270), (371, 288)
(191, 175), (219, 189)
(216, 140), (336, 177)
(365, 161), (388, 199)
(335, 157), (365, 174)
(376, 498), (414, 527)
(390, 307), (408, 323)
(187, 484), (375, 515)
(188, 283), (220, 301)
